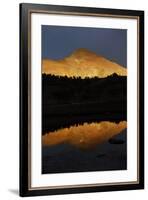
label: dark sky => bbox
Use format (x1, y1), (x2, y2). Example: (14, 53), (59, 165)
(42, 25), (127, 67)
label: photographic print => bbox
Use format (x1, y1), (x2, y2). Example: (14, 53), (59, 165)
(20, 3), (144, 196)
(41, 26), (127, 174)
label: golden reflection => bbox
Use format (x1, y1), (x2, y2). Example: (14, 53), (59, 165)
(42, 121), (127, 150)
(42, 48), (127, 78)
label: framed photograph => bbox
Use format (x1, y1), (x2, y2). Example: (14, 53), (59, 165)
(19, 3), (144, 197)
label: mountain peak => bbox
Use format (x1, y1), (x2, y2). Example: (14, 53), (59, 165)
(42, 48), (127, 78)
(69, 48), (98, 59)
(72, 48), (96, 54)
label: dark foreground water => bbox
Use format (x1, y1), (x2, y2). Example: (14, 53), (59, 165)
(42, 130), (127, 174)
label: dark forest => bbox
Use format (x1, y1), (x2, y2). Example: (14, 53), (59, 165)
(42, 74), (127, 134)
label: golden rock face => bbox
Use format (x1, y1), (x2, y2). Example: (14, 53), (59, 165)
(42, 121), (127, 150)
(42, 48), (127, 78)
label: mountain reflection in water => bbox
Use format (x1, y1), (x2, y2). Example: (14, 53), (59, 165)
(42, 121), (127, 150)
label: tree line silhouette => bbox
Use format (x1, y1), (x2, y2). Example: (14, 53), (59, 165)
(42, 73), (127, 134)
(42, 73), (127, 105)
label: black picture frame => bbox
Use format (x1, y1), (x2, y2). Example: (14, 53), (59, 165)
(20, 3), (144, 197)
